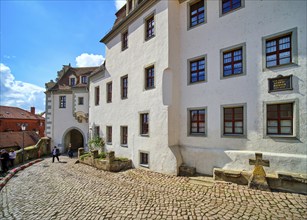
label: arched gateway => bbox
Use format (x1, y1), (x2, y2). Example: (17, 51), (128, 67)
(62, 128), (84, 152)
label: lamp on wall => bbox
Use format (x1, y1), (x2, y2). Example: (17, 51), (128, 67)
(17, 123), (28, 163)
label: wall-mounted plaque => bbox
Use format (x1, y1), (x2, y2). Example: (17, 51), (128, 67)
(268, 75), (293, 92)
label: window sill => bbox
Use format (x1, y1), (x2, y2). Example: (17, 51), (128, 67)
(121, 97), (128, 100)
(188, 133), (206, 137)
(188, 80), (206, 86)
(121, 47), (128, 52)
(263, 63), (298, 72)
(265, 134), (297, 139)
(106, 101), (112, 104)
(221, 72), (245, 80)
(145, 86), (155, 91)
(140, 134), (149, 137)
(106, 142), (112, 145)
(145, 35), (155, 42)
(188, 21), (206, 31)
(121, 144), (128, 148)
(222, 134), (246, 138)
(140, 164), (149, 168)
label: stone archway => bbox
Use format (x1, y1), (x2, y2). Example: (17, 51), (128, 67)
(63, 128), (84, 152)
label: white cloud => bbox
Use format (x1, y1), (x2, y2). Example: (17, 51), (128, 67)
(0, 63), (45, 113)
(115, 0), (126, 10)
(75, 53), (105, 67)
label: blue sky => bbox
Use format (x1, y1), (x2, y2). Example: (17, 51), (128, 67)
(0, 0), (126, 113)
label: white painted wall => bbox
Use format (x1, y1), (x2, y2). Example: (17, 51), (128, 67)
(178, 0), (307, 175)
(48, 92), (89, 153)
(89, 0), (179, 174)
(88, 0), (306, 176)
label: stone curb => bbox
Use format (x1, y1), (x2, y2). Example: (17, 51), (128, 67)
(0, 159), (43, 191)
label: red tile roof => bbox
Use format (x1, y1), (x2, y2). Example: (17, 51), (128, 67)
(0, 131), (40, 149)
(0, 106), (44, 120)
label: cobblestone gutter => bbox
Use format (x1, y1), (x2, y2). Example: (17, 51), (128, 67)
(0, 159), (43, 191)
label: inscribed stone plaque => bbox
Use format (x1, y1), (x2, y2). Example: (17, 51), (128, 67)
(268, 75), (293, 92)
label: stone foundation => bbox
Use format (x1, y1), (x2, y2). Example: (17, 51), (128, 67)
(78, 149), (132, 172)
(179, 164), (196, 177)
(214, 168), (307, 194)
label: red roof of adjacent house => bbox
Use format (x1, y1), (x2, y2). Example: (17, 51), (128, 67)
(0, 106), (44, 120)
(0, 131), (40, 149)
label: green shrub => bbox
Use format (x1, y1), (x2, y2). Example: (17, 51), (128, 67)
(97, 152), (106, 160)
(80, 153), (90, 161)
(116, 157), (129, 162)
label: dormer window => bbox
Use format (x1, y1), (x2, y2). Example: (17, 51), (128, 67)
(70, 77), (76, 86)
(128, 0), (133, 12)
(81, 76), (87, 84)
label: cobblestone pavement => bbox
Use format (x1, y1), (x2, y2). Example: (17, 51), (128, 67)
(1, 157), (306, 220)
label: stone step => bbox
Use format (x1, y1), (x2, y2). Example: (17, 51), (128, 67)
(189, 176), (214, 187)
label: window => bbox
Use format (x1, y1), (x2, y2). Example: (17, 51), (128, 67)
(190, 58), (205, 83)
(107, 82), (112, 103)
(145, 16), (155, 40)
(190, 109), (206, 135)
(223, 107), (243, 135)
(220, 43), (246, 78)
(70, 78), (75, 86)
(262, 28), (298, 70)
(266, 35), (291, 68)
(189, 0), (205, 28)
(95, 126), (100, 137)
(128, 0), (133, 12)
(59, 96), (66, 108)
(223, 48), (243, 77)
(95, 86), (100, 105)
(78, 97), (84, 105)
(145, 66), (155, 89)
(121, 75), (128, 99)
(267, 103), (293, 135)
(81, 76), (87, 84)
(121, 126), (128, 146)
(140, 113), (149, 135)
(140, 152), (149, 167)
(122, 31), (128, 51)
(106, 126), (112, 143)
(222, 0), (242, 14)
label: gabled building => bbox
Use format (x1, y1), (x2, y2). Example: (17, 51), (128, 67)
(88, 0), (306, 175)
(45, 64), (98, 152)
(0, 106), (45, 137)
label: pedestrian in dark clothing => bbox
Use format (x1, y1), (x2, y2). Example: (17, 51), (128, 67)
(52, 146), (60, 163)
(68, 147), (73, 159)
(0, 150), (10, 172)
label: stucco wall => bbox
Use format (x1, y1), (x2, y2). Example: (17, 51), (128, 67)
(47, 92), (89, 153)
(89, 0), (179, 175)
(178, 0), (307, 175)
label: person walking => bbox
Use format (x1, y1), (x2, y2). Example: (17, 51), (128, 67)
(9, 150), (16, 167)
(52, 146), (60, 163)
(0, 150), (10, 173)
(67, 146), (74, 158)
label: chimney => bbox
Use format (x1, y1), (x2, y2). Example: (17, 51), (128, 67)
(30, 107), (35, 114)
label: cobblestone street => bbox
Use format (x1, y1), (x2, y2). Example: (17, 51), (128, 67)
(1, 157), (306, 220)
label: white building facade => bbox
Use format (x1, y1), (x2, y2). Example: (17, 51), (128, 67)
(89, 0), (307, 176)
(45, 65), (98, 153)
